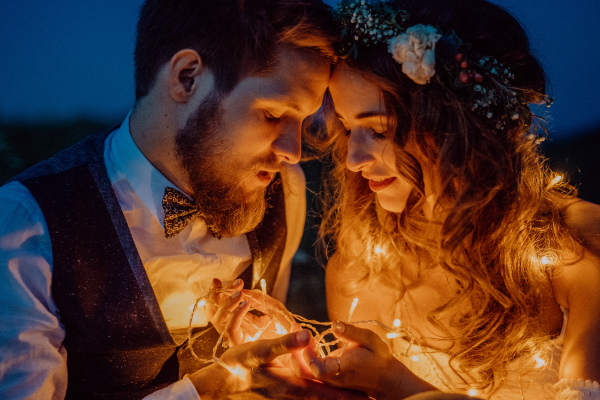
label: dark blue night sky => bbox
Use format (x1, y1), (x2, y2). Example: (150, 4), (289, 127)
(1, 0), (599, 139)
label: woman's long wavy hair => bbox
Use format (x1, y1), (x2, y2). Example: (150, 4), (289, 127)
(313, 0), (579, 394)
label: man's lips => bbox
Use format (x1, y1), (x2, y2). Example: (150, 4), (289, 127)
(256, 170), (274, 185)
(368, 177), (396, 192)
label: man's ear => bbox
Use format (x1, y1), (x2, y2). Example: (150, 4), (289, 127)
(168, 49), (204, 103)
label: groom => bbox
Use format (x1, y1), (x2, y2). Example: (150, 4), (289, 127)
(0, 0), (342, 398)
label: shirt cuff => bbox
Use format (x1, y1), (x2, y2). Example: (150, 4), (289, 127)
(142, 376), (200, 400)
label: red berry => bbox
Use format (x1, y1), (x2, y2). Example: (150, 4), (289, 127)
(474, 73), (483, 82)
(459, 71), (469, 83)
(461, 60), (468, 69)
(455, 53), (464, 62)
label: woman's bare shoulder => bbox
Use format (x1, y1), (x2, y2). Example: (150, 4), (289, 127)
(561, 198), (600, 255)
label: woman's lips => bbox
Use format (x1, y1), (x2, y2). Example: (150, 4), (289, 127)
(368, 177), (396, 192)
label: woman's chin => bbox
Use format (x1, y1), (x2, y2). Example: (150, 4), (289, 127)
(376, 194), (407, 214)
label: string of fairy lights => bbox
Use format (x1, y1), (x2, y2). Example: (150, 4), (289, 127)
(185, 175), (565, 397)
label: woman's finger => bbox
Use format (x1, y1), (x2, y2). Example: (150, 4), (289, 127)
(332, 321), (388, 354)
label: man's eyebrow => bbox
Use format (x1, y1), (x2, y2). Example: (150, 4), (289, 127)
(258, 98), (301, 112)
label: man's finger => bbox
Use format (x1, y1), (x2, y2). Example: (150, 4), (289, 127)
(245, 329), (312, 367)
(225, 299), (250, 345)
(206, 278), (222, 318)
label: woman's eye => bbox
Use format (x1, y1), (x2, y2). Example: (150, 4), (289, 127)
(371, 130), (387, 140)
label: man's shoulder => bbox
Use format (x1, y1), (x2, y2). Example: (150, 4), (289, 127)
(6, 126), (117, 185)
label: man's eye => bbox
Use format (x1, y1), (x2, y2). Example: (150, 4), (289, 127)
(264, 111), (281, 121)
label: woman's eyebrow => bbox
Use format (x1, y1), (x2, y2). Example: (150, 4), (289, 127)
(335, 111), (386, 121)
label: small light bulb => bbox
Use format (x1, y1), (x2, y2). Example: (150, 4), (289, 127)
(189, 299), (206, 311)
(410, 355), (419, 362)
(347, 298), (359, 321)
(386, 332), (399, 339)
(260, 279), (267, 294)
(546, 175), (563, 189)
(534, 354), (546, 368)
(374, 245), (384, 255)
(468, 389), (478, 397)
(275, 322), (288, 335)
(552, 175), (562, 185)
(393, 319), (401, 328)
(540, 256), (550, 265)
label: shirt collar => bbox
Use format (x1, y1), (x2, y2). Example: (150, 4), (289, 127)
(109, 111), (185, 228)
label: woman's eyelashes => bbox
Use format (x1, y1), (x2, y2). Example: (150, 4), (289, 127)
(342, 125), (387, 141)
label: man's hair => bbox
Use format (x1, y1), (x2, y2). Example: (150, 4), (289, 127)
(134, 0), (339, 99)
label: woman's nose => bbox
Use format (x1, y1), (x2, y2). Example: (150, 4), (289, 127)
(346, 131), (375, 172)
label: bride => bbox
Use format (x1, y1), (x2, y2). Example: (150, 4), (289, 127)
(303, 0), (600, 399)
(209, 0), (600, 398)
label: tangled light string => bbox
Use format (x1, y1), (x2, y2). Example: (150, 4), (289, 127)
(186, 285), (417, 367)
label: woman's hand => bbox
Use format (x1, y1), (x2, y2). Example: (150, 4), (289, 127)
(206, 278), (299, 345)
(188, 329), (369, 399)
(301, 321), (438, 400)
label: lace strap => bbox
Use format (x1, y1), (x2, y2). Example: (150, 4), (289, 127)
(554, 379), (600, 400)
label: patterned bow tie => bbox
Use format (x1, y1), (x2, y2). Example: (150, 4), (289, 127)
(162, 187), (202, 238)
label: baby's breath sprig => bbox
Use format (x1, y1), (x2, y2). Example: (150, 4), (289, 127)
(336, 0), (408, 56)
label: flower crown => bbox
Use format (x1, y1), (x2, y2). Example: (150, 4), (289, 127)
(335, 0), (553, 136)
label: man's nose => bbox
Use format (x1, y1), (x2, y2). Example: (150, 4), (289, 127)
(346, 131), (374, 172)
(272, 120), (301, 165)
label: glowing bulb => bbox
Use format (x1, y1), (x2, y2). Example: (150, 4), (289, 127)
(214, 357), (244, 377)
(410, 355), (419, 362)
(275, 322), (288, 335)
(374, 245), (384, 255)
(386, 332), (399, 339)
(189, 299), (206, 311)
(260, 279), (267, 294)
(534, 354), (546, 368)
(247, 331), (263, 342)
(546, 175), (563, 189)
(468, 389), (478, 397)
(393, 319), (401, 328)
(540, 256), (551, 265)
(347, 298), (359, 322)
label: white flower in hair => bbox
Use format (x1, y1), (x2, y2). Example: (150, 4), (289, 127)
(388, 24), (441, 85)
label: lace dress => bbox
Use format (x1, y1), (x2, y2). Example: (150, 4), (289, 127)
(390, 317), (565, 400)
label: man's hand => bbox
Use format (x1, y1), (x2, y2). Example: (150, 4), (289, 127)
(188, 330), (368, 399)
(206, 278), (298, 345)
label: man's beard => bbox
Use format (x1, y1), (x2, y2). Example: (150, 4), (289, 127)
(174, 92), (270, 238)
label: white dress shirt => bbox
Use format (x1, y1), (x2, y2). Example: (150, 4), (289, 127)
(0, 112), (306, 399)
